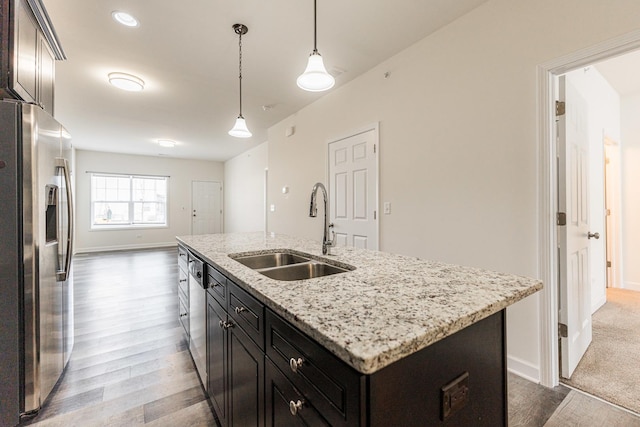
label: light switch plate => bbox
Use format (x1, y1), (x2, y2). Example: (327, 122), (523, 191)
(383, 202), (391, 214)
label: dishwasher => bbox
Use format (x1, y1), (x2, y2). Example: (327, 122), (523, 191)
(188, 251), (207, 391)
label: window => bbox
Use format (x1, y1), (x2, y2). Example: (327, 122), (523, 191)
(91, 173), (168, 228)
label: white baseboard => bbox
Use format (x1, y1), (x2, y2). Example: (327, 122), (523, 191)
(507, 355), (540, 383)
(623, 281), (640, 292)
(75, 241), (177, 254)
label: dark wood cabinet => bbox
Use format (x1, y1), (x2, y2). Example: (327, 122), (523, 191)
(229, 322), (264, 427)
(177, 246), (189, 338)
(0, 0), (63, 115)
(207, 293), (228, 426)
(265, 310), (361, 427)
(206, 270), (265, 427)
(200, 258), (507, 427)
(265, 358), (330, 427)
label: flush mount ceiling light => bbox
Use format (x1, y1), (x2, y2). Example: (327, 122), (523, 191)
(112, 11), (139, 27)
(228, 24), (252, 138)
(157, 139), (176, 148)
(108, 72), (145, 92)
(297, 0), (335, 92)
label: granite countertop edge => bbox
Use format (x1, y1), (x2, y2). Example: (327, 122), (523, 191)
(176, 232), (543, 375)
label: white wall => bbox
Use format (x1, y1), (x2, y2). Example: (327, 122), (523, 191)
(224, 142), (268, 232)
(261, 0), (640, 382)
(565, 67), (620, 312)
(75, 150), (224, 252)
(621, 92), (640, 290)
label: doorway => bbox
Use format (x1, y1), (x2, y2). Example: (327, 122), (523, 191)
(327, 124), (379, 250)
(191, 181), (222, 235)
(538, 30), (640, 392)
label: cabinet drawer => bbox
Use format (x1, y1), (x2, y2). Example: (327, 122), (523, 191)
(178, 245), (188, 272)
(178, 267), (188, 300)
(265, 358), (330, 427)
(228, 281), (264, 350)
(207, 265), (227, 307)
(179, 297), (189, 338)
(266, 310), (361, 427)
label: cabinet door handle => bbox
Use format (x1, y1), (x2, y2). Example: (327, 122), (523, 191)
(234, 306), (246, 314)
(289, 400), (304, 416)
(219, 320), (234, 329)
(210, 281), (219, 287)
(179, 279), (187, 283)
(289, 357), (304, 373)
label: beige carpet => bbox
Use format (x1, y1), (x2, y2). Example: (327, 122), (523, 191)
(561, 288), (640, 415)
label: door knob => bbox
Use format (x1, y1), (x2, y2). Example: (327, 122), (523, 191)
(588, 232), (600, 240)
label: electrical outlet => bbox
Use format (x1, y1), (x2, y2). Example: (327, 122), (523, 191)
(441, 372), (469, 421)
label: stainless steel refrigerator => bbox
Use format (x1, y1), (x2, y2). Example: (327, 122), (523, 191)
(0, 100), (74, 426)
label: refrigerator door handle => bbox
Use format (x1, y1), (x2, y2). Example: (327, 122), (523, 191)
(55, 157), (74, 281)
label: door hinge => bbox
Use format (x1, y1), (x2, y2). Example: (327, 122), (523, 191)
(374, 210), (377, 220)
(557, 212), (567, 226)
(559, 323), (568, 338)
(607, 261), (612, 268)
(556, 101), (566, 116)
(606, 209), (611, 216)
(373, 144), (377, 154)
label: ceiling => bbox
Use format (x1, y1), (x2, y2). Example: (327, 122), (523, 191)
(595, 49), (640, 96)
(41, 0), (490, 162)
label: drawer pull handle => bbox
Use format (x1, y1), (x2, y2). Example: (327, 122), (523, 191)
(210, 281), (220, 287)
(289, 399), (304, 416)
(180, 313), (187, 318)
(179, 279), (187, 283)
(219, 320), (234, 329)
(234, 306), (246, 314)
(289, 357), (304, 373)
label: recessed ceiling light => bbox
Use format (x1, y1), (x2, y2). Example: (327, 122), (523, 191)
(157, 139), (176, 148)
(108, 72), (145, 91)
(112, 11), (139, 27)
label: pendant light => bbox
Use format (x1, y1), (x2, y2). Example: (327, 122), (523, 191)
(229, 24), (252, 138)
(297, 0), (335, 92)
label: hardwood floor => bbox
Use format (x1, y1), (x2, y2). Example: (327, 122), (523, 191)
(19, 247), (640, 426)
(22, 247), (216, 426)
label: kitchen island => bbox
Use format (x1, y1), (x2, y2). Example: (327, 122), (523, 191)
(177, 232), (541, 426)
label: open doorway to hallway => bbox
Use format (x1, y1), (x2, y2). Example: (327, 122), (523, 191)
(555, 49), (640, 416)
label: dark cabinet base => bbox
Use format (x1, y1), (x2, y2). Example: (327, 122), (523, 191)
(367, 310), (506, 426)
(199, 257), (507, 427)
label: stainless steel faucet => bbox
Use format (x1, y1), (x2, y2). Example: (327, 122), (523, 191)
(309, 182), (335, 255)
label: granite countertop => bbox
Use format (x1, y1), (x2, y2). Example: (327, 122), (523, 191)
(176, 232), (542, 375)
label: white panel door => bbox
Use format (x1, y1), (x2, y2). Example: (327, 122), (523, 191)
(192, 181), (222, 235)
(328, 128), (378, 250)
(558, 77), (592, 379)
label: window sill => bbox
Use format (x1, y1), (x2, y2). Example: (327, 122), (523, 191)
(90, 225), (169, 232)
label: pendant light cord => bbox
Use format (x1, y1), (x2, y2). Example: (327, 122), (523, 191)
(238, 29), (243, 117)
(313, 0), (318, 54)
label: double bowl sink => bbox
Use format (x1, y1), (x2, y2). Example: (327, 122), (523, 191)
(230, 251), (355, 281)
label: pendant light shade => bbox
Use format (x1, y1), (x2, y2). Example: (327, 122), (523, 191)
(297, 52), (334, 92)
(297, 0), (334, 92)
(229, 24), (252, 138)
(229, 116), (252, 138)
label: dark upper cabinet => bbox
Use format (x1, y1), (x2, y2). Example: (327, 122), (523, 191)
(38, 32), (54, 113)
(0, 0), (64, 115)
